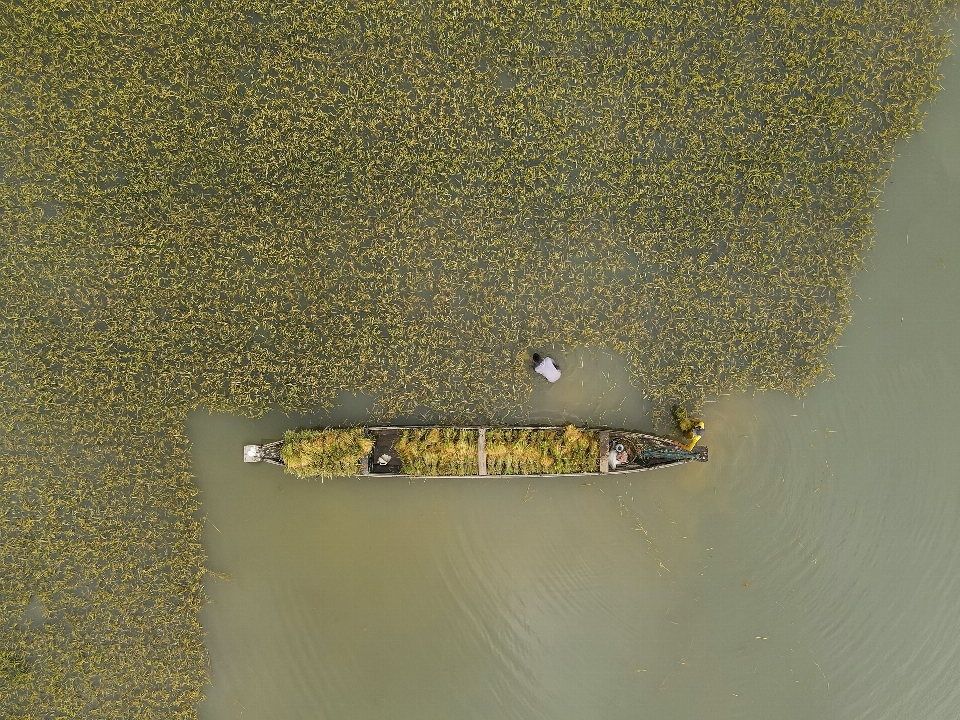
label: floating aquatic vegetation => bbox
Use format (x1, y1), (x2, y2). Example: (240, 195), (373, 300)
(395, 428), (479, 476)
(485, 426), (599, 475)
(0, 0), (956, 716)
(280, 428), (373, 479)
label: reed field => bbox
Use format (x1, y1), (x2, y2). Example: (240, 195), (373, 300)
(1, 0), (956, 716)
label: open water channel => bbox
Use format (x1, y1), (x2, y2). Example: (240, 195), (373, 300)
(189, 27), (960, 720)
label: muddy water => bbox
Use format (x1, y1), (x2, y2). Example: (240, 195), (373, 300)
(191, 34), (960, 720)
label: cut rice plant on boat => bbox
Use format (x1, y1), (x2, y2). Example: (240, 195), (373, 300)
(280, 428), (374, 479)
(485, 426), (599, 475)
(395, 428), (479, 476)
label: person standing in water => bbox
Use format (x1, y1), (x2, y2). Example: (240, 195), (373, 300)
(678, 418), (705, 451)
(672, 406), (705, 452)
(531, 353), (561, 383)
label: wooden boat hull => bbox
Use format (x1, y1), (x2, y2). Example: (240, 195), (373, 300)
(244, 426), (706, 477)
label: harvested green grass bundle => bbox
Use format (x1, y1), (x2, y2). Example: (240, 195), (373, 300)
(485, 426), (599, 475)
(280, 428), (373, 479)
(672, 406), (693, 434)
(395, 428), (478, 476)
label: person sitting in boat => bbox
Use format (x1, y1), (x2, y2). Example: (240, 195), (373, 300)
(678, 419), (705, 451)
(531, 353), (561, 383)
(608, 443), (629, 469)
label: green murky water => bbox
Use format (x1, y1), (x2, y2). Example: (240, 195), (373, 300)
(191, 24), (960, 720)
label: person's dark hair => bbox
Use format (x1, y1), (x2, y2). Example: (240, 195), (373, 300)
(532, 353), (541, 363)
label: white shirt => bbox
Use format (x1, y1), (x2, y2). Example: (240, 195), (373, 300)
(608, 450), (620, 469)
(534, 357), (561, 383)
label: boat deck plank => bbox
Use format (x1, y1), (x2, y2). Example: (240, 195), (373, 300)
(478, 428), (487, 476)
(598, 430), (610, 473)
(370, 429), (403, 473)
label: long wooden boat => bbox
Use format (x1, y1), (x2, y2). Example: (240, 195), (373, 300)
(243, 426), (707, 477)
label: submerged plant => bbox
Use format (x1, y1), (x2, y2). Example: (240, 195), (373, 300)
(280, 428), (374, 478)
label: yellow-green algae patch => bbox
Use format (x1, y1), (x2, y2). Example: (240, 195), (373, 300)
(1, 0), (956, 716)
